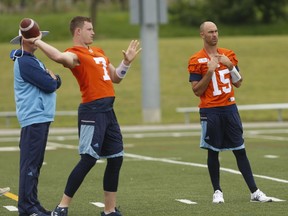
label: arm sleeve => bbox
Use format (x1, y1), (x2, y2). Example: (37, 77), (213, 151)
(188, 56), (203, 82)
(19, 58), (58, 93)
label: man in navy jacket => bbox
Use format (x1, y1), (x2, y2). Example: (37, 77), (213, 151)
(10, 29), (61, 216)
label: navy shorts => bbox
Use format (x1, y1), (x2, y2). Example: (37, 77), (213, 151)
(78, 109), (124, 159)
(199, 109), (245, 151)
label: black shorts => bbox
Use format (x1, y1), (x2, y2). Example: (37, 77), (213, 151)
(199, 109), (245, 151)
(78, 109), (124, 159)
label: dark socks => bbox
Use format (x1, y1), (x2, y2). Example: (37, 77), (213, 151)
(64, 154), (97, 197)
(207, 150), (221, 192)
(233, 149), (257, 193)
(103, 156), (123, 192)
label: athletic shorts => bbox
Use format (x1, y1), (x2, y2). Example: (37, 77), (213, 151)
(199, 109), (245, 151)
(78, 109), (124, 159)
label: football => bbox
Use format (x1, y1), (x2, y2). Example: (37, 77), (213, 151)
(19, 18), (40, 39)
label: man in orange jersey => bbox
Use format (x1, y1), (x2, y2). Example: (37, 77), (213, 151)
(28, 16), (141, 216)
(188, 21), (272, 204)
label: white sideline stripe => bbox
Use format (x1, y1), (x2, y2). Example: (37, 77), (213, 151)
(47, 142), (78, 149)
(90, 202), (105, 208)
(1, 141), (287, 183)
(246, 134), (288, 141)
(246, 129), (288, 135)
(125, 153), (288, 184)
(264, 155), (279, 159)
(123, 131), (200, 138)
(0, 146), (56, 152)
(3, 205), (18, 211)
(0, 143), (134, 152)
(176, 199), (197, 204)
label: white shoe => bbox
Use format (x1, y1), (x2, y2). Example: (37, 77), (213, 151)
(213, 190), (224, 203)
(250, 189), (272, 202)
(0, 187), (10, 196)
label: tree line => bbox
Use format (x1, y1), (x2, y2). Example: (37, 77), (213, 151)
(1, 0), (287, 25)
(169, 0), (288, 25)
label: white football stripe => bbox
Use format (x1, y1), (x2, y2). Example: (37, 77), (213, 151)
(20, 19), (34, 31)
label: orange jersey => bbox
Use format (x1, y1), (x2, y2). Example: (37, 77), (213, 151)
(188, 48), (238, 108)
(66, 46), (115, 103)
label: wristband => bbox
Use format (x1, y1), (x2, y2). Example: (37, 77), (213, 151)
(230, 66), (241, 83)
(33, 38), (39, 44)
(116, 61), (130, 79)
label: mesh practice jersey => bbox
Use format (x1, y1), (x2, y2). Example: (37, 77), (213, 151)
(66, 46), (115, 103)
(188, 48), (239, 108)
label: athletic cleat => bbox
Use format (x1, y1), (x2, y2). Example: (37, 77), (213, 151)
(51, 206), (68, 216)
(212, 190), (224, 203)
(36, 205), (51, 215)
(250, 189), (272, 202)
(29, 213), (51, 216)
(101, 208), (122, 216)
(0, 187), (10, 196)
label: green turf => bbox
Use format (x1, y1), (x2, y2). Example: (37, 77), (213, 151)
(0, 125), (287, 215)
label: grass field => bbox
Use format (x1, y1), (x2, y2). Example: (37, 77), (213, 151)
(0, 122), (288, 216)
(1, 7), (288, 216)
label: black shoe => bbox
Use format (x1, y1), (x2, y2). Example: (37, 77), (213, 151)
(19, 212), (51, 216)
(33, 213), (51, 216)
(101, 207), (122, 216)
(51, 205), (68, 216)
(37, 205), (52, 215)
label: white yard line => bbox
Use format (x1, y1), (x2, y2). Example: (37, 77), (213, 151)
(90, 202), (105, 208)
(1, 137), (287, 184)
(246, 134), (288, 141)
(175, 199), (197, 204)
(124, 153), (288, 184)
(3, 206), (18, 212)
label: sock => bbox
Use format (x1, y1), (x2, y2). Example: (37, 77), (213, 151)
(233, 149), (258, 193)
(103, 156), (123, 191)
(207, 150), (222, 192)
(64, 154), (97, 197)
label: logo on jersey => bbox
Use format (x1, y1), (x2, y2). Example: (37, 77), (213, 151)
(93, 143), (99, 149)
(228, 97), (235, 102)
(198, 58), (208, 63)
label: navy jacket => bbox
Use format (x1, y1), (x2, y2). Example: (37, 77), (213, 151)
(10, 49), (60, 128)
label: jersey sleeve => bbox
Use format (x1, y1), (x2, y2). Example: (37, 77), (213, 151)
(187, 52), (208, 82)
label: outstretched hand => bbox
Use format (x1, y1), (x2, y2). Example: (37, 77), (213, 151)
(122, 40), (142, 65)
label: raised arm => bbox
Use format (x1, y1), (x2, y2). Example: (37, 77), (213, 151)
(109, 40), (141, 83)
(32, 36), (79, 68)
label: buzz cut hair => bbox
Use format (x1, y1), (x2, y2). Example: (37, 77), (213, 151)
(70, 16), (92, 36)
